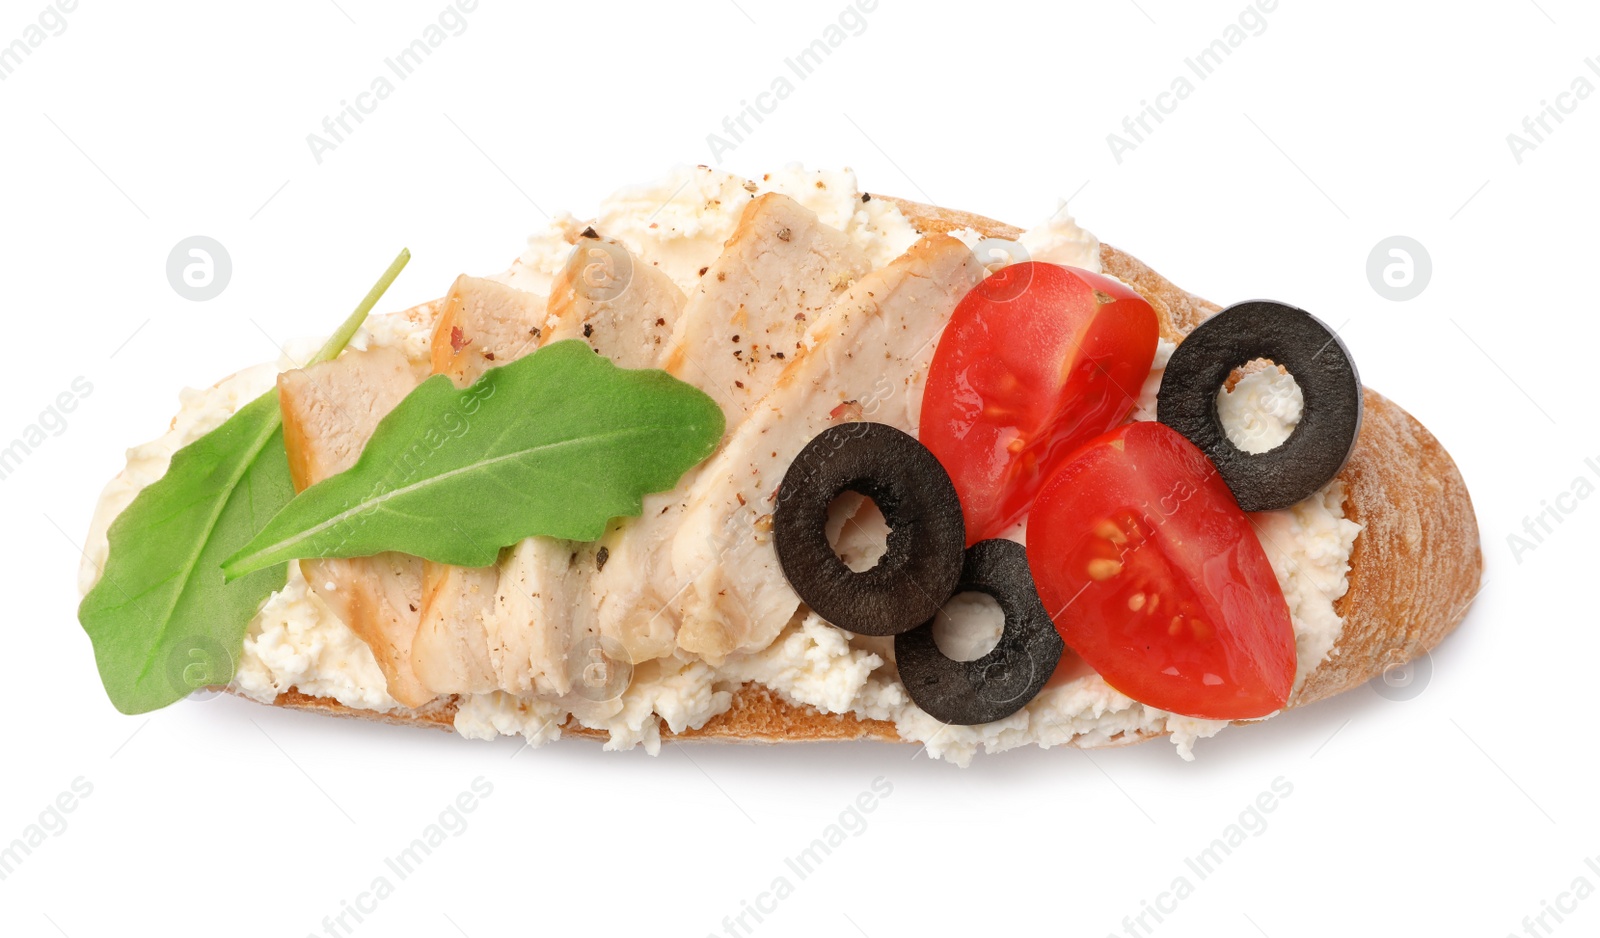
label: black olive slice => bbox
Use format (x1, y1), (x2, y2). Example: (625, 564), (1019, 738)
(894, 539), (1064, 725)
(774, 423), (965, 637)
(1156, 300), (1362, 512)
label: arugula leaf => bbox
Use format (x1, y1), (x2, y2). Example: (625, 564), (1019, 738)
(222, 339), (724, 577)
(78, 250), (411, 714)
(79, 394), (296, 714)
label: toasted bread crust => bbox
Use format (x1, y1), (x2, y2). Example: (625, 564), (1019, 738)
(1294, 386), (1481, 706)
(243, 198), (1482, 749)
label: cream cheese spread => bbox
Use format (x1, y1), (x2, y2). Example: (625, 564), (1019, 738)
(79, 166), (1360, 765)
(1219, 367), (1304, 454)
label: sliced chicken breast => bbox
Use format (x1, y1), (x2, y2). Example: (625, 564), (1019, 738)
(486, 538), (595, 697)
(411, 276), (550, 696)
(477, 238), (689, 694)
(411, 242), (690, 695)
(411, 560), (499, 696)
(586, 193), (871, 663)
(279, 346), (422, 491)
(277, 347), (434, 707)
(544, 233), (687, 369)
(430, 274), (548, 387)
(661, 191), (871, 414)
(671, 235), (985, 660)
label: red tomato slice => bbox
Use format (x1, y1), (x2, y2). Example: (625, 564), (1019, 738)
(920, 262), (1157, 544)
(1026, 421), (1296, 720)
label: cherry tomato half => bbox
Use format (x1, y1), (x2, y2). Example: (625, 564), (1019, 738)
(920, 262), (1158, 544)
(1025, 421), (1296, 720)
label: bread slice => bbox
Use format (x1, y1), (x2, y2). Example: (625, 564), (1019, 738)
(238, 198), (1484, 749)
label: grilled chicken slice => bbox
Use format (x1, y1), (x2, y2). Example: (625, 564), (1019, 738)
(411, 242), (690, 695)
(411, 276), (550, 696)
(544, 234), (687, 369)
(661, 191), (871, 414)
(672, 235), (985, 660)
(279, 346), (422, 491)
(586, 193), (871, 663)
(485, 538), (589, 696)
(475, 239), (689, 694)
(429, 274), (548, 387)
(411, 561), (499, 695)
(277, 347), (434, 707)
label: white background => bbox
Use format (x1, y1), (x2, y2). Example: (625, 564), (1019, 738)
(0, 0), (1591, 936)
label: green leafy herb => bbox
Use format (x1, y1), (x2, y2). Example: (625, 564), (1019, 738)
(223, 339), (724, 577)
(78, 249), (411, 714)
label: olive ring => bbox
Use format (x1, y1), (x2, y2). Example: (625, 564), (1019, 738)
(1156, 300), (1362, 512)
(774, 423), (965, 637)
(894, 539), (1064, 726)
